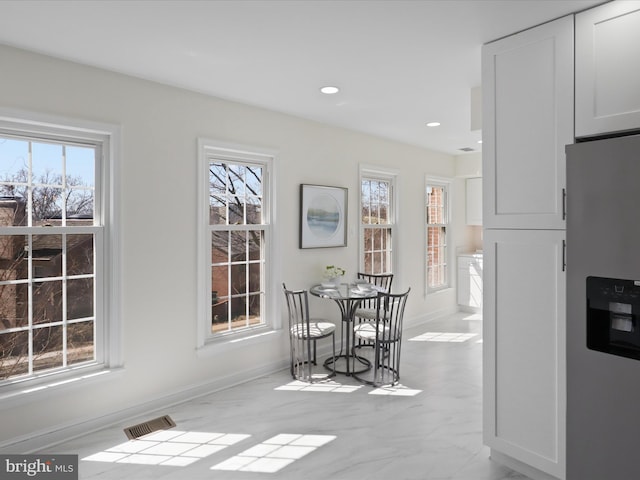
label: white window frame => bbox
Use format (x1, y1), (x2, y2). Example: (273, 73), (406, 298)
(425, 177), (451, 294)
(359, 165), (398, 276)
(197, 138), (276, 348)
(0, 108), (121, 394)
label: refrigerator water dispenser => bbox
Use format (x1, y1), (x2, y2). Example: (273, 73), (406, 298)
(587, 276), (640, 360)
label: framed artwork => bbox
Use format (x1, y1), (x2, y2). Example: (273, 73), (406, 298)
(299, 184), (348, 248)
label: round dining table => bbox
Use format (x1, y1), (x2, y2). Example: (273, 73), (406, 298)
(309, 282), (379, 375)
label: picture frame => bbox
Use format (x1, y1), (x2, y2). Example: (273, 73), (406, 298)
(299, 184), (348, 248)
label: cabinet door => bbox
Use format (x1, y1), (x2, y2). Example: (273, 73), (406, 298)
(465, 177), (482, 225)
(458, 256), (483, 308)
(482, 16), (573, 230)
(576, 1), (640, 138)
(483, 229), (566, 479)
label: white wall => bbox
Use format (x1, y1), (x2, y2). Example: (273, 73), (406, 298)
(0, 44), (461, 448)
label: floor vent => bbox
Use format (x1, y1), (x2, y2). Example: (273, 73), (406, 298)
(123, 415), (176, 440)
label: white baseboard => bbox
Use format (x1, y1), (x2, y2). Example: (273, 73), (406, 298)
(404, 306), (460, 330)
(490, 450), (563, 480)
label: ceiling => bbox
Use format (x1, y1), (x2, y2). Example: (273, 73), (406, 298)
(0, 0), (603, 156)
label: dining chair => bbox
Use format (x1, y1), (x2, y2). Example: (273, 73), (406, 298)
(353, 272), (394, 321)
(353, 272), (394, 348)
(352, 287), (410, 387)
(282, 283), (336, 383)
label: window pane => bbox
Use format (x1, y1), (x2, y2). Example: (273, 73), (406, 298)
(228, 201), (244, 225)
(32, 234), (62, 278)
(209, 195), (227, 225)
(209, 163), (227, 192)
(248, 293), (261, 326)
(66, 189), (94, 222)
(212, 302), (229, 333)
(230, 231), (246, 262)
(32, 325), (63, 373)
(364, 252), (372, 273)
(67, 234), (94, 275)
(0, 330), (29, 379)
(248, 231), (261, 261)
(229, 165), (245, 197)
(248, 262), (261, 293)
(0, 282), (28, 328)
(0, 196), (27, 226)
(32, 143), (63, 183)
(231, 263), (247, 295)
(0, 138), (29, 179)
(33, 280), (63, 324)
(212, 265), (229, 299)
(373, 229), (382, 250)
(68, 321), (94, 365)
(67, 278), (93, 320)
(0, 235), (28, 280)
(246, 166), (262, 197)
(373, 251), (382, 274)
(32, 186), (63, 225)
(209, 163), (228, 225)
(211, 231), (229, 264)
(66, 145), (95, 188)
(246, 197), (262, 225)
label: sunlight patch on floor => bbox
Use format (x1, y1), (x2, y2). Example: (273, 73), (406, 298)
(275, 379), (363, 393)
(81, 430), (250, 466)
(368, 384), (422, 396)
(409, 332), (478, 343)
(210, 433), (336, 473)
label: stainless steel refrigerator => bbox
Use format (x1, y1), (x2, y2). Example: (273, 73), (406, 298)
(566, 133), (640, 479)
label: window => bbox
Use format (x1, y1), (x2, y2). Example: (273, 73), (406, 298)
(360, 168), (396, 275)
(426, 180), (450, 292)
(198, 140), (273, 343)
(0, 112), (118, 385)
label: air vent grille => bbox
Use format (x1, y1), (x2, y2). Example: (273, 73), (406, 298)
(123, 415), (176, 440)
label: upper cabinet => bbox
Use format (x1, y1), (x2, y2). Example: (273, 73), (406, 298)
(465, 177), (482, 225)
(482, 16), (573, 230)
(576, 1), (640, 138)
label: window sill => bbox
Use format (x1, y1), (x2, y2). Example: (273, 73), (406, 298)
(0, 366), (123, 410)
(427, 286), (453, 296)
(196, 327), (281, 359)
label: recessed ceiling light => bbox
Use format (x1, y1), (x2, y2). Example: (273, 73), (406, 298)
(320, 86), (340, 95)
(478, 140), (483, 144)
(426, 122), (441, 127)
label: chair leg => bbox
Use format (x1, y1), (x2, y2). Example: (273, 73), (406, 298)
(313, 339), (317, 365)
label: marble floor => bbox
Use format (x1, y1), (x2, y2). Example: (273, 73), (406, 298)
(55, 312), (529, 480)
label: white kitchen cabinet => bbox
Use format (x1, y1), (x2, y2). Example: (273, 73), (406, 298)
(483, 229), (566, 480)
(576, 1), (640, 138)
(482, 15), (573, 230)
(483, 15), (572, 480)
(457, 254), (482, 309)
(465, 177), (482, 225)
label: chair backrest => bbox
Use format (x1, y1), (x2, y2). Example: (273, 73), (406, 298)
(357, 272), (393, 309)
(282, 283), (310, 331)
(374, 287), (410, 343)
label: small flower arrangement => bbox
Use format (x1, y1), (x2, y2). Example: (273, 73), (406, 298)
(323, 265), (346, 280)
